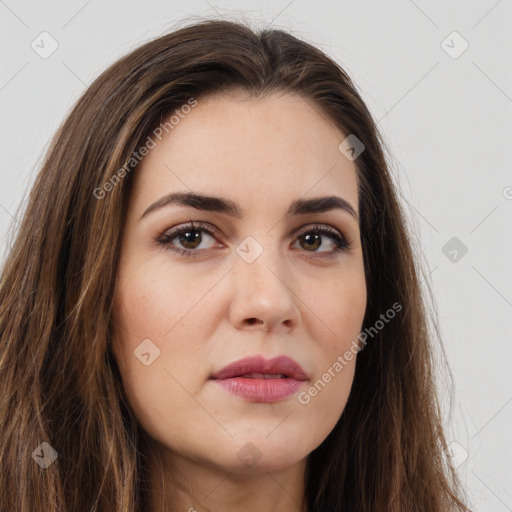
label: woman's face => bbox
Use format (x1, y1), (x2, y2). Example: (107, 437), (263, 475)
(112, 92), (367, 474)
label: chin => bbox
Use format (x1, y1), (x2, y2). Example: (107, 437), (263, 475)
(220, 437), (311, 475)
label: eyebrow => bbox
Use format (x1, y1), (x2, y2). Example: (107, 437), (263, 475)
(139, 192), (358, 221)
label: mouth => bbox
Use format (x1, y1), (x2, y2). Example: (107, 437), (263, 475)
(235, 373), (289, 379)
(209, 355), (307, 403)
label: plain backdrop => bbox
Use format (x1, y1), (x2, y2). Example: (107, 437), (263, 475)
(1, 1), (511, 509)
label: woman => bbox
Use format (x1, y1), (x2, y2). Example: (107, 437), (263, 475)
(0, 18), (471, 512)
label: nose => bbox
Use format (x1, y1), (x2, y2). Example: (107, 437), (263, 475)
(228, 243), (301, 335)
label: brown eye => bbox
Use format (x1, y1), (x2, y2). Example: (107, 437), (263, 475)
(294, 225), (350, 255)
(157, 222), (351, 259)
(298, 232), (322, 251)
(175, 229), (203, 250)
(157, 221), (221, 257)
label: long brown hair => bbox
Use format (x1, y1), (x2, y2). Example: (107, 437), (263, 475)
(0, 17), (471, 512)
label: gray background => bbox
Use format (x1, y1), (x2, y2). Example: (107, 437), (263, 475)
(1, 1), (511, 509)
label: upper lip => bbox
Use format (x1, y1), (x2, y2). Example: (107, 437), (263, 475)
(210, 355), (308, 381)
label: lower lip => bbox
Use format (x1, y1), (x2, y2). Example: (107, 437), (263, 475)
(212, 377), (304, 403)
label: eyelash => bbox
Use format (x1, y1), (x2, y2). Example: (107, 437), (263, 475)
(156, 221), (352, 259)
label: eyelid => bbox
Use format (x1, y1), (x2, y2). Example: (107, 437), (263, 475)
(158, 221), (221, 245)
(156, 219), (352, 259)
(160, 221), (346, 242)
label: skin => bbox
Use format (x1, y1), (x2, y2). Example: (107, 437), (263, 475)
(112, 91), (367, 512)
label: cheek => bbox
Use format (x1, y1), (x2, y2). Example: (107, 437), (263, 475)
(293, 265), (365, 428)
(114, 261), (205, 343)
(111, 264), (219, 430)
(111, 297), (197, 441)
(301, 358), (356, 440)
(311, 267), (367, 353)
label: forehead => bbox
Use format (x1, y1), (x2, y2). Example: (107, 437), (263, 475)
(128, 92), (359, 219)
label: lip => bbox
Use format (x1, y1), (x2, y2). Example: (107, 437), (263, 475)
(209, 355), (308, 403)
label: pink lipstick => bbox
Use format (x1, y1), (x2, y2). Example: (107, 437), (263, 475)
(209, 355), (307, 403)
